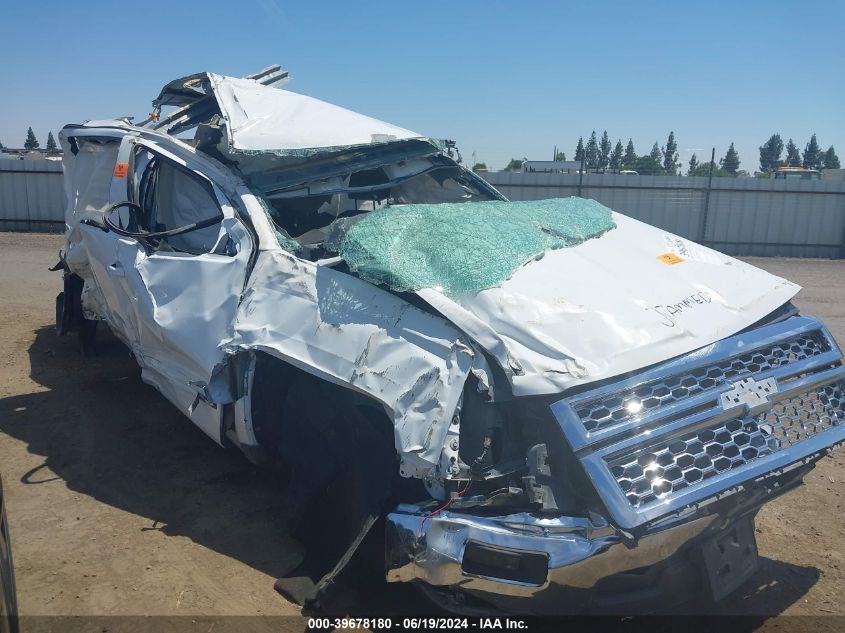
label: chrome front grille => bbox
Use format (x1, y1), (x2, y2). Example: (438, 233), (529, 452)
(551, 316), (845, 529)
(575, 331), (830, 434)
(607, 380), (845, 508)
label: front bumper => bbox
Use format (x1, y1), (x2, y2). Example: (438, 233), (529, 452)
(385, 478), (804, 615)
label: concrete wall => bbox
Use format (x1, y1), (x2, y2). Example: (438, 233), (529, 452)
(0, 159), (65, 232)
(483, 172), (845, 258)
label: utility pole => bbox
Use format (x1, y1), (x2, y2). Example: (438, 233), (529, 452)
(578, 155), (586, 197)
(700, 147), (716, 244)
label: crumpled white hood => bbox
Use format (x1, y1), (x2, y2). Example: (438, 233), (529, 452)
(418, 213), (800, 396)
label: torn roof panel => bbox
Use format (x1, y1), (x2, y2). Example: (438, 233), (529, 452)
(149, 68), (429, 159)
(207, 73), (423, 153)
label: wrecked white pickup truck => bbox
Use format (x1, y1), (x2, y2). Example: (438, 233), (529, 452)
(55, 66), (845, 614)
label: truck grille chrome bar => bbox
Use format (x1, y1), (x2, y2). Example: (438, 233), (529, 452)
(551, 316), (845, 529)
(607, 380), (844, 509)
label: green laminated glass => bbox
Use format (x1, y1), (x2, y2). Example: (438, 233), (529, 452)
(338, 197), (616, 296)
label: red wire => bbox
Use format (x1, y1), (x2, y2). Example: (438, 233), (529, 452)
(417, 480), (473, 538)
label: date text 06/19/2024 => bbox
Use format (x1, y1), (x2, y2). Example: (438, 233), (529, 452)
(307, 618), (528, 630)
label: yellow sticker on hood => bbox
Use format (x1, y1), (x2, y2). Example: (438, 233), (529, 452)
(657, 252), (684, 265)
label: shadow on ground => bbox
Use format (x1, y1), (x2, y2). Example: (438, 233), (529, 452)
(2, 326), (301, 577)
(0, 326), (822, 621)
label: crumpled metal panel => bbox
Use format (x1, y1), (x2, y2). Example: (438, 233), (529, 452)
(219, 250), (482, 477)
(207, 73), (423, 154)
(417, 214), (801, 396)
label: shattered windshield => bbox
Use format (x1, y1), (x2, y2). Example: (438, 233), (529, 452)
(338, 197), (616, 296)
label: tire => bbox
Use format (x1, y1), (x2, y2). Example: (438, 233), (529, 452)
(79, 318), (98, 357)
(54, 292), (68, 336)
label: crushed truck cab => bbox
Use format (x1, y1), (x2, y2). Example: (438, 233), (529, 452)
(55, 65), (845, 614)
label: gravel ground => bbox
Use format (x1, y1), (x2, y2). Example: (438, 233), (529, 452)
(0, 232), (844, 630)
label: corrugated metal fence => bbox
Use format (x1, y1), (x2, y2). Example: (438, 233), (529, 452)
(2, 160), (845, 258)
(483, 172), (845, 259)
(0, 159), (65, 232)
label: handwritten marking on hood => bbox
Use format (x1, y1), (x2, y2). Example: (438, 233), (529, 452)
(653, 291), (712, 327)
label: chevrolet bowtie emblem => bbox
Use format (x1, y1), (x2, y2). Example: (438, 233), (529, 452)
(720, 376), (779, 413)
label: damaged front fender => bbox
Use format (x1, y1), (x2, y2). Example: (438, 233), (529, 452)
(216, 250), (489, 478)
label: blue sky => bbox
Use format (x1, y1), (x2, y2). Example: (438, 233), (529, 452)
(1, 1), (842, 171)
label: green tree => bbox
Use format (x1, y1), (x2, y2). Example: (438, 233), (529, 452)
(649, 142), (661, 162)
(0, 138), (4, 149)
(785, 139), (801, 166)
(609, 140), (623, 170)
(471, 162), (488, 172)
(720, 143), (740, 175)
(574, 137), (585, 163)
(554, 150), (566, 161)
(24, 127), (39, 150)
(599, 130), (611, 170)
(688, 153), (699, 175)
(662, 131), (678, 173)
(632, 155), (664, 175)
(623, 139), (637, 167)
(803, 134), (821, 169)
(823, 146), (841, 169)
(504, 158), (524, 171)
(758, 134), (783, 172)
(45, 131), (57, 152)
(689, 162), (731, 178)
(585, 131), (599, 169)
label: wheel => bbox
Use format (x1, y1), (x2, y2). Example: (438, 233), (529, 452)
(266, 371), (396, 610)
(79, 318), (98, 356)
(55, 292), (68, 336)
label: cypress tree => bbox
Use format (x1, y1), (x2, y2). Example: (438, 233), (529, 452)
(574, 137), (585, 163)
(623, 139), (636, 166)
(46, 131), (57, 151)
(599, 130), (611, 170)
(823, 146), (840, 169)
(585, 131), (599, 169)
(785, 139), (801, 166)
(24, 127), (39, 150)
(720, 143), (740, 175)
(758, 134), (783, 172)
(803, 134), (821, 169)
(662, 131), (678, 173)
(649, 142), (661, 162)
(688, 153), (699, 175)
(609, 140), (624, 170)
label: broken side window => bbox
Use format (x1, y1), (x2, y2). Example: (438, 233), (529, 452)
(134, 155), (225, 255)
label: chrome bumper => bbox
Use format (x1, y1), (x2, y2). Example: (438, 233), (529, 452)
(385, 478), (804, 615)
(386, 503), (727, 614)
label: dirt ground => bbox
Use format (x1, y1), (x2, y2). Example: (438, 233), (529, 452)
(1, 232), (844, 628)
